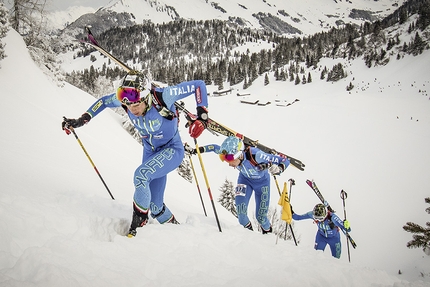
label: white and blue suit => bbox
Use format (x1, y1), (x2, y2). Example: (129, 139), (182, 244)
(292, 211), (351, 258)
(86, 80), (208, 223)
(201, 144), (289, 232)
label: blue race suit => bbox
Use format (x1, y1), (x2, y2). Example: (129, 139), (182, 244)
(201, 144), (289, 231)
(292, 211), (351, 258)
(86, 80), (208, 223)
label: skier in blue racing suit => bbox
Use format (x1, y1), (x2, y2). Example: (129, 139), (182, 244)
(292, 203), (351, 258)
(185, 136), (290, 234)
(62, 71), (209, 237)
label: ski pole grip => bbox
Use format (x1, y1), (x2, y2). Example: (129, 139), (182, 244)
(340, 189), (347, 199)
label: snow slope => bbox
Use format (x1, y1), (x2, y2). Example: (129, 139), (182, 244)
(0, 27), (429, 286)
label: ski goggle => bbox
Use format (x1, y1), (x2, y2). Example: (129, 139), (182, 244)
(116, 87), (141, 105)
(219, 150), (242, 162)
(313, 215), (326, 222)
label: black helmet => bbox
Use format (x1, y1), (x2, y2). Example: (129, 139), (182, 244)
(313, 203), (327, 221)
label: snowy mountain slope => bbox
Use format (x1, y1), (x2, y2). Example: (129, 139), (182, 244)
(51, 0), (407, 36)
(1, 20), (430, 286)
(46, 6), (97, 31)
(106, 0), (404, 35)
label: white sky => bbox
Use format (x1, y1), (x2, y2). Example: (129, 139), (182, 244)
(45, 0), (112, 11)
(0, 16), (430, 287)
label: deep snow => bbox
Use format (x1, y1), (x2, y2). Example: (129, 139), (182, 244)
(0, 26), (429, 286)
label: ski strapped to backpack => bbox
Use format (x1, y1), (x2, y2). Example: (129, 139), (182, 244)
(79, 27), (305, 170)
(81, 27), (177, 121)
(305, 179), (357, 248)
(175, 101), (305, 171)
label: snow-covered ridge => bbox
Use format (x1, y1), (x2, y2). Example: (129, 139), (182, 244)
(49, 0), (407, 36)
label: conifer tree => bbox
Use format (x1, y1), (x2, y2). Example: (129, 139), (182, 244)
(9, 0), (47, 46)
(264, 73), (269, 86)
(403, 197), (430, 254)
(0, 2), (9, 64)
(176, 159), (193, 183)
(295, 74), (300, 85)
(218, 179), (237, 218)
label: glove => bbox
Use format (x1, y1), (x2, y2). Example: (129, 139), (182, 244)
(343, 219), (350, 230)
(189, 120), (206, 138)
(184, 143), (196, 155)
(189, 106), (208, 138)
(268, 163), (285, 176)
(196, 106), (208, 122)
(256, 162), (271, 171)
(62, 113), (91, 134)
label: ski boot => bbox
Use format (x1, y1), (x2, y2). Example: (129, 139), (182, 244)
(262, 225), (272, 234)
(127, 209), (148, 238)
(167, 215), (180, 224)
(244, 222), (253, 231)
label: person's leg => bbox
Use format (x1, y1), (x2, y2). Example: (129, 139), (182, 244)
(314, 232), (328, 252)
(129, 145), (183, 234)
(254, 180), (271, 233)
(235, 182), (253, 229)
(149, 176), (178, 224)
(327, 233), (342, 258)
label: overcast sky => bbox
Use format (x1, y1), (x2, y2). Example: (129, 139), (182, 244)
(2, 0), (112, 11)
(46, 0), (112, 11)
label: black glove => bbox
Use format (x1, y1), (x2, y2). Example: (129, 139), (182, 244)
(184, 144), (196, 155)
(196, 106), (208, 123)
(62, 113), (91, 134)
(184, 144), (205, 156)
(256, 162), (272, 171)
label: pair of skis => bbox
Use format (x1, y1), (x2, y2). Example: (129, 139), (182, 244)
(79, 27), (306, 171)
(306, 179), (357, 249)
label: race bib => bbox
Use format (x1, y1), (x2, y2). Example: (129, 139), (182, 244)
(235, 184), (247, 196)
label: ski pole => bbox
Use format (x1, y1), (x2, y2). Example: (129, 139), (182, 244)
(273, 175), (297, 245)
(287, 178), (297, 245)
(194, 138), (222, 232)
(65, 121), (115, 200)
(288, 178), (295, 200)
(340, 189), (351, 262)
(188, 153), (207, 216)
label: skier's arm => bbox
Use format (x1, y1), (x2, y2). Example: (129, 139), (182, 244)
(253, 150), (290, 173)
(161, 80), (209, 138)
(331, 213), (352, 232)
(62, 93), (121, 133)
(292, 211), (314, 221)
(184, 144), (221, 155)
(161, 80), (209, 109)
(85, 93), (122, 118)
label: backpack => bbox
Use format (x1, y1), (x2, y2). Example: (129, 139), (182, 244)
(326, 212), (336, 230)
(244, 146), (258, 166)
(150, 89), (177, 120)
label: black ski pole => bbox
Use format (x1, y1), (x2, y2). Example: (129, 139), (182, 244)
(273, 176), (297, 245)
(65, 121), (115, 200)
(194, 138), (222, 232)
(287, 178), (297, 245)
(188, 153), (207, 216)
(340, 189), (351, 262)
